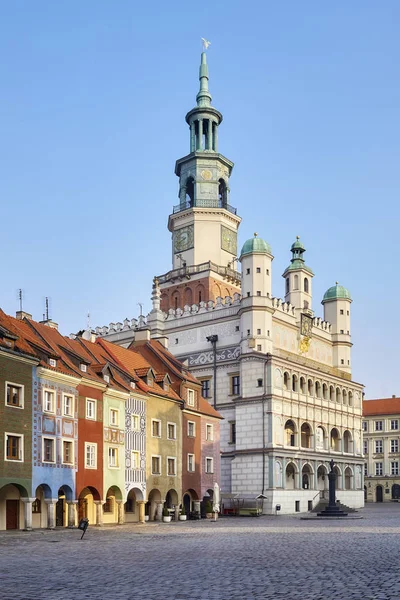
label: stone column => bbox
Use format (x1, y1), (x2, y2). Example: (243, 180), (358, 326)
(190, 122), (195, 152)
(198, 119), (203, 150)
(138, 501), (145, 524)
(312, 461), (318, 490)
(174, 505), (180, 522)
(214, 123), (218, 152)
(208, 119), (213, 150)
(117, 500), (124, 525)
(22, 498), (35, 531)
(156, 502), (163, 521)
(67, 501), (77, 528)
(45, 499), (57, 529)
(294, 466), (300, 490)
(95, 501), (103, 526)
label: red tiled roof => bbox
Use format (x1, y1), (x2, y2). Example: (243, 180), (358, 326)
(0, 310), (38, 358)
(196, 395), (223, 419)
(363, 398), (400, 416)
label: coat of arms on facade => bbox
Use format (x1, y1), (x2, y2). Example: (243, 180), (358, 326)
(299, 313), (313, 354)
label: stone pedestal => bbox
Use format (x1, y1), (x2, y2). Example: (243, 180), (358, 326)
(22, 498), (35, 531)
(138, 501), (145, 523)
(95, 501), (103, 526)
(67, 501), (77, 528)
(45, 499), (57, 529)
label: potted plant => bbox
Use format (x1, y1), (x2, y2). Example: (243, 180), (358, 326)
(144, 503), (149, 522)
(179, 504), (187, 521)
(163, 506), (171, 523)
(205, 500), (213, 519)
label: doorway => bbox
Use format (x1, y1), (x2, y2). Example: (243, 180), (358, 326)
(376, 485), (383, 502)
(6, 500), (19, 530)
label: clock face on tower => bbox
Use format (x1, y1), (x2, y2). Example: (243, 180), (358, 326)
(173, 225), (194, 254)
(221, 225), (237, 255)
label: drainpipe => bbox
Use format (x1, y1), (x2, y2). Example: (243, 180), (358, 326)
(206, 335), (218, 409)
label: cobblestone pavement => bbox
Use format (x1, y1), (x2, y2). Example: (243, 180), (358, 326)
(1, 504), (400, 600)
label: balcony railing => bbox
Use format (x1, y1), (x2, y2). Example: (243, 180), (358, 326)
(172, 199), (237, 215)
(157, 260), (241, 285)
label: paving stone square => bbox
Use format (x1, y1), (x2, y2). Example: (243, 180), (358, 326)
(1, 504), (400, 600)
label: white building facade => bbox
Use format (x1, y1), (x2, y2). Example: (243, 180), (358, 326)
(96, 51), (364, 513)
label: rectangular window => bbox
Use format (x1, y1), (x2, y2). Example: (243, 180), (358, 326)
(43, 390), (55, 413)
(231, 375), (240, 396)
(187, 389), (195, 406)
(131, 414), (140, 431)
(63, 394), (73, 416)
(391, 439), (399, 453)
(246, 268), (250, 275)
(295, 501), (300, 513)
(167, 457), (176, 476)
(131, 451), (139, 470)
(152, 419), (161, 437)
(375, 421), (383, 431)
(257, 291), (261, 296)
(167, 423), (176, 440)
(201, 379), (211, 399)
(340, 309), (344, 315)
(43, 438), (55, 463)
(230, 421), (236, 444)
(5, 433), (23, 461)
(108, 447), (118, 468)
(63, 440), (73, 464)
(256, 267), (261, 273)
(6, 382), (24, 408)
(362, 421), (368, 432)
(187, 453), (195, 472)
(257, 378), (263, 387)
(391, 420), (399, 430)
(375, 462), (383, 476)
(151, 455), (161, 475)
(86, 398), (96, 420)
(391, 461), (399, 476)
(110, 409), (119, 427)
(206, 457), (214, 474)
(363, 440), (368, 454)
(187, 421), (195, 437)
(257, 345), (262, 351)
(375, 440), (383, 453)
(257, 329), (261, 335)
(206, 424), (213, 441)
(85, 443), (97, 469)
(364, 463), (368, 476)
(49, 358), (57, 368)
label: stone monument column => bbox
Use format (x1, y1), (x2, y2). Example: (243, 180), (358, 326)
(22, 498), (35, 531)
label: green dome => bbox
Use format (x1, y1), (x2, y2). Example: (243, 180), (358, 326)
(291, 237), (305, 251)
(240, 233), (272, 257)
(322, 283), (352, 303)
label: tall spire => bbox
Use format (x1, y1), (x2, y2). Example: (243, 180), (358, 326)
(196, 52), (212, 107)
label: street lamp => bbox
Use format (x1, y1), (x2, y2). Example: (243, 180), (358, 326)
(206, 335), (218, 409)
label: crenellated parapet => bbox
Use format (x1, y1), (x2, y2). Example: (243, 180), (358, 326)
(166, 293), (241, 320)
(312, 317), (332, 332)
(95, 315), (145, 337)
(271, 297), (296, 316)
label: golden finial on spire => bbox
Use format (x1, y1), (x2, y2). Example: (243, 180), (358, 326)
(254, 232), (258, 237)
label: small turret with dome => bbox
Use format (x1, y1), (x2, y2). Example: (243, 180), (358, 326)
(239, 233), (274, 355)
(282, 236), (314, 312)
(322, 282), (352, 373)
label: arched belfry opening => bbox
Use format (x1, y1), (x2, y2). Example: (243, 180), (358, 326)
(185, 177), (195, 207)
(218, 179), (227, 208)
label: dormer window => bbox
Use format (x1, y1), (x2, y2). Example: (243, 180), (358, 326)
(147, 376), (154, 387)
(104, 375), (110, 383)
(48, 358), (57, 368)
(80, 364), (87, 373)
(130, 381), (136, 390)
(187, 389), (195, 406)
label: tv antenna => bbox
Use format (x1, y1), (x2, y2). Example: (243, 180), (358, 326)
(18, 289), (23, 312)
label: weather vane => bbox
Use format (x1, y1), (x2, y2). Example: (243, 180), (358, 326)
(201, 38), (211, 51)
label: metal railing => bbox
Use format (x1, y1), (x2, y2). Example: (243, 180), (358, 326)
(172, 199), (237, 215)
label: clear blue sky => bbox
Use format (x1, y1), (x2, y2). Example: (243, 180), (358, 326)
(1, 1), (399, 398)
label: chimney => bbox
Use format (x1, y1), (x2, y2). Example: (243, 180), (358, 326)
(16, 311), (32, 321)
(132, 328), (151, 345)
(39, 319), (59, 330)
(82, 330), (97, 343)
(153, 335), (169, 349)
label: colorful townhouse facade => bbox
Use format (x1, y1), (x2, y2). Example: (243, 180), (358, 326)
(363, 396), (400, 503)
(0, 308), (221, 529)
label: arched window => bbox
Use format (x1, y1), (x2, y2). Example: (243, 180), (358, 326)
(301, 423), (312, 448)
(286, 278), (289, 295)
(322, 383), (328, 400)
(284, 420), (296, 447)
(184, 287), (193, 306)
(292, 375), (298, 392)
(307, 378), (313, 396)
(343, 430), (352, 453)
(294, 274), (299, 290)
(300, 377), (306, 394)
(218, 179), (227, 208)
(329, 385), (335, 401)
(348, 391), (353, 406)
(304, 277), (309, 293)
(330, 428), (340, 451)
(336, 387), (342, 403)
(342, 390), (348, 405)
(185, 177), (195, 206)
(315, 381), (321, 398)
(283, 372), (290, 390)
